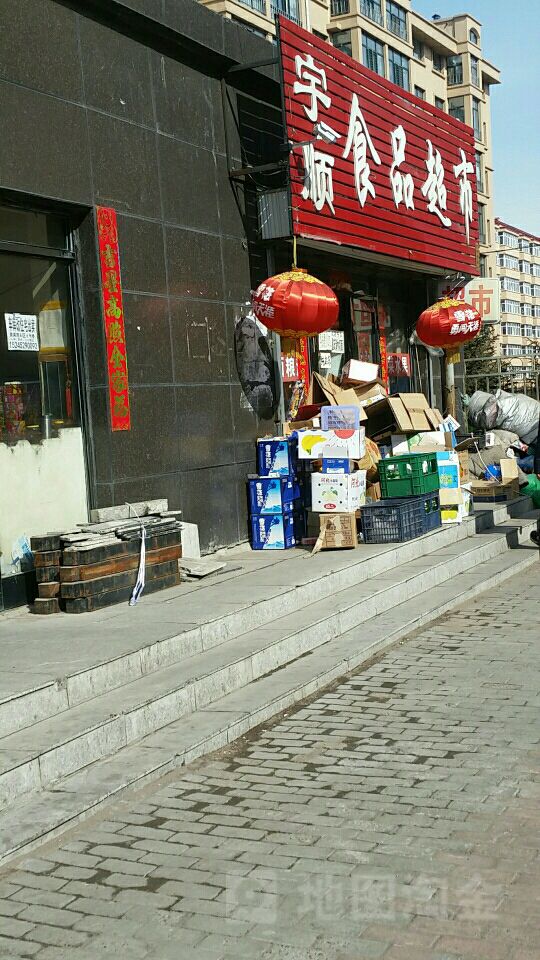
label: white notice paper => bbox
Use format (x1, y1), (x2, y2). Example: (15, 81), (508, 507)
(5, 313), (39, 351)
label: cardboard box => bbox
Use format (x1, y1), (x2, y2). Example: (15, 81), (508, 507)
(458, 451), (470, 484)
(306, 373), (367, 423)
(248, 477), (300, 515)
(366, 481), (381, 502)
(439, 488), (473, 524)
(313, 514), (358, 552)
(283, 419), (317, 436)
(250, 513), (297, 549)
(408, 431), (454, 453)
(321, 458), (350, 474)
(351, 381), (388, 407)
(436, 451), (460, 490)
(311, 471), (367, 513)
(364, 393), (444, 441)
(469, 458), (519, 502)
(257, 437), (297, 477)
(355, 437), (381, 481)
(341, 359), (379, 385)
(297, 428), (365, 460)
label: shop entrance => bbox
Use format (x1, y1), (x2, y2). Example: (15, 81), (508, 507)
(0, 204), (89, 610)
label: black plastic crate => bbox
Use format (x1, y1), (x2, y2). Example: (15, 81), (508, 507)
(361, 492), (441, 544)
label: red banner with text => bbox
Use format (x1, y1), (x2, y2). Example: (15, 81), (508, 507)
(96, 207), (131, 431)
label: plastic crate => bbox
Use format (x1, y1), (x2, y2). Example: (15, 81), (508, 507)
(321, 405), (360, 430)
(361, 493), (441, 544)
(379, 452), (439, 498)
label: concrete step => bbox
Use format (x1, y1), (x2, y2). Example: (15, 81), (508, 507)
(1, 539), (537, 867)
(0, 514), (536, 814)
(0, 513), (481, 740)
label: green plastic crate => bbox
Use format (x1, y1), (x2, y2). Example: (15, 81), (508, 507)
(379, 452), (440, 498)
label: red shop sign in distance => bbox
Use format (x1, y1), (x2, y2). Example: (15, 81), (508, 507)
(279, 17), (479, 276)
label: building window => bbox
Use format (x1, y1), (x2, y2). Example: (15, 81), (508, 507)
(469, 28), (479, 44)
(521, 282), (532, 296)
(519, 260), (532, 275)
(530, 243), (540, 256)
(433, 51), (445, 73)
(331, 29), (353, 56)
(533, 264), (540, 277)
(270, 0), (301, 24)
(534, 305), (540, 318)
(472, 97), (481, 139)
(501, 302), (521, 317)
(447, 54), (463, 85)
(521, 304), (533, 317)
(434, 96), (445, 111)
(413, 37), (424, 60)
(386, 1), (407, 40)
(498, 254), (520, 270)
(475, 151), (484, 192)
(313, 29), (328, 40)
(362, 33), (385, 76)
(478, 204), (486, 245)
(533, 285), (540, 297)
(479, 253), (487, 275)
(501, 277), (521, 293)
(330, 0), (350, 15)
(360, 0), (383, 26)
(0, 205), (80, 442)
(498, 231), (519, 248)
(414, 85), (426, 100)
(470, 55), (480, 87)
(388, 47), (409, 90)
(448, 96), (465, 123)
(518, 237), (529, 251)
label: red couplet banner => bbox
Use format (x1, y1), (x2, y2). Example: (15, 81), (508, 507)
(279, 17), (479, 276)
(96, 206), (131, 431)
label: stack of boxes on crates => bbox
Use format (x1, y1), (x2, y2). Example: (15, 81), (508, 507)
(361, 449), (442, 544)
(299, 405), (366, 551)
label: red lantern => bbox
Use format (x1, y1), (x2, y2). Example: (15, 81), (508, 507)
(252, 268), (339, 338)
(416, 297), (482, 349)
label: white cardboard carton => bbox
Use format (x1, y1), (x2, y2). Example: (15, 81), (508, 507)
(341, 359), (379, 384)
(297, 428), (365, 460)
(311, 471), (367, 513)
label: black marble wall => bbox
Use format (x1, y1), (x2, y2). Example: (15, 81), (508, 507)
(0, 0), (277, 550)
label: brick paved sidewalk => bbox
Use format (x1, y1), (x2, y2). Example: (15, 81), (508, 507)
(1, 565), (539, 960)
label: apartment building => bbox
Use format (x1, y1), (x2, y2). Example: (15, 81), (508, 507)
(201, 0), (500, 277)
(495, 219), (540, 371)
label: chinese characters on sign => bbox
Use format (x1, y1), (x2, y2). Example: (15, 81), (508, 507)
(388, 353), (411, 377)
(96, 206), (131, 431)
(4, 313), (39, 352)
(449, 308), (481, 337)
(280, 18), (478, 275)
(439, 278), (500, 325)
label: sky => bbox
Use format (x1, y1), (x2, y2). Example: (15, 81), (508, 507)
(414, 0), (540, 236)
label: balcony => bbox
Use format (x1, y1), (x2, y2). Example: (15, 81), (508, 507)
(361, 0), (384, 26)
(387, 13), (407, 39)
(331, 0), (350, 14)
(271, 0), (301, 23)
(238, 0), (267, 12)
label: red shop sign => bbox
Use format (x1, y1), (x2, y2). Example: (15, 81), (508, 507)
(96, 207), (131, 431)
(280, 336), (310, 388)
(388, 353), (411, 378)
(278, 18), (479, 276)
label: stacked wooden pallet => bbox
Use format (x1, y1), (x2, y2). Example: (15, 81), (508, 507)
(31, 507), (182, 615)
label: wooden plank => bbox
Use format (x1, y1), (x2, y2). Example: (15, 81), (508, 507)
(32, 598), (60, 615)
(30, 535), (61, 552)
(63, 529), (181, 566)
(35, 565), (60, 583)
(63, 571), (181, 614)
(38, 582), (60, 598)
(60, 559), (179, 599)
(34, 550), (62, 568)
(60, 544), (181, 583)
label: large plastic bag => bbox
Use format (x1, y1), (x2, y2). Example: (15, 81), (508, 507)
(523, 474), (540, 508)
(495, 390), (540, 445)
(467, 391), (500, 430)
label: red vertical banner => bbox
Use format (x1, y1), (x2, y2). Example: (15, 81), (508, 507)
(379, 334), (389, 390)
(96, 207), (131, 431)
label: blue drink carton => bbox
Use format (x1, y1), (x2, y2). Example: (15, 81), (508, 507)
(321, 458), (350, 474)
(250, 513), (297, 550)
(248, 476), (299, 515)
(257, 437), (297, 477)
